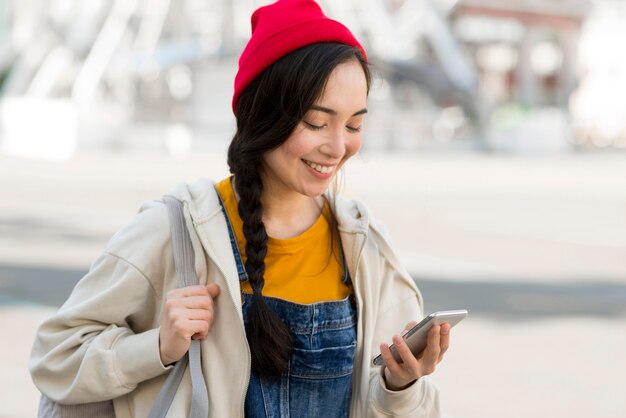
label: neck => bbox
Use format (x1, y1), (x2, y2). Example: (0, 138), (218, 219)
(231, 176), (324, 239)
(263, 191), (321, 221)
(263, 183), (326, 239)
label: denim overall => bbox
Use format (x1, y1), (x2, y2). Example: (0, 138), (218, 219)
(217, 192), (357, 418)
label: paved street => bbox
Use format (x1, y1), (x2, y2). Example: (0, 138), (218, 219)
(1, 150), (626, 418)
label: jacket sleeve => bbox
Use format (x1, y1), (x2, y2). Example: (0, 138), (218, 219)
(366, 221), (442, 417)
(367, 296), (442, 417)
(29, 201), (173, 403)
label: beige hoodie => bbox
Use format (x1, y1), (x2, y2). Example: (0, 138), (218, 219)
(29, 178), (441, 417)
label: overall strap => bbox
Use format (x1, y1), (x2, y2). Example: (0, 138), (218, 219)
(147, 196), (209, 418)
(214, 185), (248, 282)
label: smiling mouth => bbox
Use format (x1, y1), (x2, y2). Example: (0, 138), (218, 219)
(302, 159), (334, 174)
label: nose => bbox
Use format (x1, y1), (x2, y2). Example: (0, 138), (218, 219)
(319, 128), (347, 159)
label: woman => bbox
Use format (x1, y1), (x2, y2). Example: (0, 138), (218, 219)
(30, 0), (451, 416)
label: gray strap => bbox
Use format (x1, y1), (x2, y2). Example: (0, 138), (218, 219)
(147, 196), (209, 418)
(164, 196), (197, 288)
(147, 355), (189, 418)
(187, 340), (208, 416)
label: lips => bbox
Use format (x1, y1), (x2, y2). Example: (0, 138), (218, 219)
(302, 159), (334, 174)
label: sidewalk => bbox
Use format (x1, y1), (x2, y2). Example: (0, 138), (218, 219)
(1, 304), (54, 418)
(1, 150), (625, 418)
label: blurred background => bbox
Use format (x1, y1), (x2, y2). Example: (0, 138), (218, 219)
(0, 0), (625, 417)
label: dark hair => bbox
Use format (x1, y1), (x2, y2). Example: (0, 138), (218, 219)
(227, 43), (371, 377)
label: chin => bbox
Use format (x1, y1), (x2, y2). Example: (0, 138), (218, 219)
(301, 189), (327, 198)
(300, 183), (331, 198)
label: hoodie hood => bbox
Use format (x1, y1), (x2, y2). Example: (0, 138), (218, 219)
(165, 178), (373, 292)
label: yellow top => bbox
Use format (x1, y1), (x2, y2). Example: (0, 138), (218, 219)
(215, 177), (351, 304)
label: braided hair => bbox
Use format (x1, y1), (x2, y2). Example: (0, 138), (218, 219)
(227, 43), (371, 376)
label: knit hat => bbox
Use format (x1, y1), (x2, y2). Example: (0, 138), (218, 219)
(232, 0), (367, 113)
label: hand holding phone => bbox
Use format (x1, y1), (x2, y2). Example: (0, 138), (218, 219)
(372, 309), (467, 366)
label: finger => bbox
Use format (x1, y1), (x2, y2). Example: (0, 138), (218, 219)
(438, 323), (451, 363)
(391, 334), (420, 376)
(183, 308), (214, 322)
(164, 296), (212, 314)
(191, 322), (213, 340)
(191, 321), (215, 341)
(181, 319), (210, 340)
(169, 308), (212, 332)
(379, 342), (405, 377)
(420, 325), (441, 373)
(207, 283), (221, 299)
(164, 295), (211, 310)
(168, 285), (211, 299)
(402, 321), (418, 336)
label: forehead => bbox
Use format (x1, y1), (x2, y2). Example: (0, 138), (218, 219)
(314, 60), (368, 113)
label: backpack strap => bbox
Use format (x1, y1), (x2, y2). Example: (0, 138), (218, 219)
(147, 196), (209, 418)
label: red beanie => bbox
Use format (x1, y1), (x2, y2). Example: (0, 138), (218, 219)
(232, 0), (367, 114)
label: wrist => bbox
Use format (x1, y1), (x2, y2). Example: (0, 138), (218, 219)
(160, 352), (175, 366)
(158, 332), (175, 366)
(159, 348), (173, 366)
(383, 367), (418, 391)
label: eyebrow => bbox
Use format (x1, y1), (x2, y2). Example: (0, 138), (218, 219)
(310, 104), (368, 117)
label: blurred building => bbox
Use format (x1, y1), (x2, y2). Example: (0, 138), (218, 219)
(453, 0), (587, 107)
(569, 0), (626, 149)
(450, 0), (590, 152)
(0, 0), (623, 159)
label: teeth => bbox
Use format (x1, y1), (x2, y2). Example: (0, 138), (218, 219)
(304, 160), (333, 174)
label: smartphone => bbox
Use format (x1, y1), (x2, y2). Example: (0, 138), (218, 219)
(372, 309), (468, 366)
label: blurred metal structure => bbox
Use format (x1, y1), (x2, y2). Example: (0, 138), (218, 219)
(325, 0), (478, 97)
(322, 0), (483, 150)
(2, 0), (227, 98)
(0, 0), (230, 159)
(0, 0), (487, 157)
(2, 0), (614, 157)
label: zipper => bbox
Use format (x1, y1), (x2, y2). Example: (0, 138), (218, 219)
(194, 224), (251, 418)
(187, 185), (251, 416)
(348, 233), (367, 418)
(238, 284), (251, 417)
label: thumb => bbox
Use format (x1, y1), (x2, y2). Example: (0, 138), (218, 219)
(207, 283), (221, 299)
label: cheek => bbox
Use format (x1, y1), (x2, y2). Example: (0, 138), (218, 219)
(344, 137), (362, 159)
(282, 134), (314, 159)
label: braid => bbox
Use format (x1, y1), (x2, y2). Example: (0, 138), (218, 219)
(232, 163), (293, 376)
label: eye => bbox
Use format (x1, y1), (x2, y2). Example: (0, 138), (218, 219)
(303, 121), (325, 131)
(346, 125), (362, 133)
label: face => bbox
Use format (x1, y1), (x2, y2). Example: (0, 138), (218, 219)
(262, 59), (368, 199)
